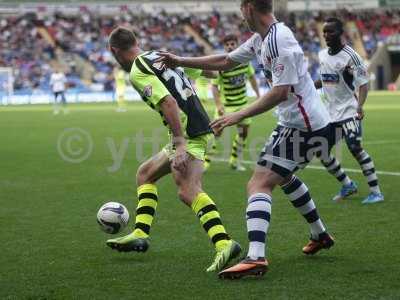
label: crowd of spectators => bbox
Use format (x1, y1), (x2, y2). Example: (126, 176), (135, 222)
(0, 8), (399, 93)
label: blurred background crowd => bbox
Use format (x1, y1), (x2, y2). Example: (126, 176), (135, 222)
(0, 8), (399, 93)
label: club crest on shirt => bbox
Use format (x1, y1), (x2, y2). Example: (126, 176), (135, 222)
(357, 68), (367, 77)
(273, 63), (285, 77)
(143, 85), (152, 97)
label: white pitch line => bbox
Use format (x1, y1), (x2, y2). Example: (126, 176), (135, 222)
(212, 158), (400, 177)
(363, 140), (399, 145)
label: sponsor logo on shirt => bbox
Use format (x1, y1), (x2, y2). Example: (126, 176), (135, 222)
(321, 73), (340, 84)
(152, 62), (164, 71)
(143, 85), (153, 97)
(229, 75), (246, 86)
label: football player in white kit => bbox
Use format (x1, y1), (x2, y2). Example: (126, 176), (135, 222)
(49, 69), (68, 115)
(315, 18), (384, 204)
(158, 0), (336, 279)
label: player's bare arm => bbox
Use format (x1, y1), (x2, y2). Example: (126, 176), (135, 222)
(159, 95), (188, 173)
(201, 70), (218, 79)
(357, 83), (369, 120)
(249, 75), (260, 98)
(211, 84), (225, 116)
(210, 85), (290, 133)
(314, 79), (323, 89)
(157, 52), (240, 71)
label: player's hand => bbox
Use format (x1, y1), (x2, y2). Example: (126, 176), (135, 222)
(172, 144), (189, 173)
(357, 106), (364, 120)
(210, 112), (244, 135)
(155, 52), (182, 69)
(217, 105), (225, 117)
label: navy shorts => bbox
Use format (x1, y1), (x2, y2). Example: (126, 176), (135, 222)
(257, 125), (332, 178)
(330, 117), (363, 150)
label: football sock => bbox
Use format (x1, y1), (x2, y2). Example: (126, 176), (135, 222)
(321, 155), (352, 185)
(133, 184), (158, 238)
(192, 193), (231, 251)
(246, 193), (272, 260)
(355, 150), (381, 194)
(230, 133), (247, 163)
(282, 176), (326, 240)
(204, 141), (217, 165)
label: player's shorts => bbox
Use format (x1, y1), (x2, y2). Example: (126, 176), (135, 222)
(214, 104), (252, 126)
(257, 125), (331, 178)
(162, 134), (213, 162)
(329, 117), (363, 150)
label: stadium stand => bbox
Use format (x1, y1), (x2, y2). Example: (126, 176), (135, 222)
(0, 8), (399, 93)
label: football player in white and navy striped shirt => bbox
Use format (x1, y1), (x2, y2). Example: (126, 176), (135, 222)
(315, 18), (384, 204)
(157, 0), (337, 279)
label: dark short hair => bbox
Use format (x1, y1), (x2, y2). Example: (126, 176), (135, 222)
(325, 17), (344, 33)
(240, 0), (273, 13)
(109, 26), (137, 50)
(223, 34), (239, 44)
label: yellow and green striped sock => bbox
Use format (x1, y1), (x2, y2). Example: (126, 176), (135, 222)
(192, 193), (230, 251)
(230, 133), (247, 162)
(133, 184), (158, 238)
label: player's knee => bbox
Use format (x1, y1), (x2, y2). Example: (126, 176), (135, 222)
(247, 176), (273, 196)
(238, 126), (249, 139)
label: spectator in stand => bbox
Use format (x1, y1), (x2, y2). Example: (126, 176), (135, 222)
(1, 9), (399, 93)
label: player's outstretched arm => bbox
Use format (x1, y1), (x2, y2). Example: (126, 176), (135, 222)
(210, 85), (290, 133)
(159, 95), (188, 172)
(157, 52), (240, 71)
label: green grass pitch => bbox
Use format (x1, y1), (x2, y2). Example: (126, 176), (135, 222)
(1, 93), (399, 299)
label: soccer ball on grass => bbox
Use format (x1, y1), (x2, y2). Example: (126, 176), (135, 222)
(97, 202), (129, 234)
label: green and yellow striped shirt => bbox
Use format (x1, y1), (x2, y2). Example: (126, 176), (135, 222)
(212, 63), (255, 107)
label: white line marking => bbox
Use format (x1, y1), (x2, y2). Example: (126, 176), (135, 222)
(363, 140), (399, 145)
(212, 158), (400, 177)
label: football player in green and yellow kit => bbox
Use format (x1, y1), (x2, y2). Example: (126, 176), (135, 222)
(114, 67), (128, 112)
(205, 34), (260, 171)
(106, 27), (241, 273)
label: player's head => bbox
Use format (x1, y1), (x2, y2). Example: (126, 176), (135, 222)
(323, 17), (344, 48)
(223, 34), (239, 53)
(240, 0), (273, 32)
(109, 26), (139, 72)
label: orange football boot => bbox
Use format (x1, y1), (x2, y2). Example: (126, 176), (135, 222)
(218, 257), (268, 279)
(303, 233), (334, 255)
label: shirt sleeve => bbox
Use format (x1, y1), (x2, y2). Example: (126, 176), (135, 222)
(247, 64), (256, 77)
(228, 35), (257, 64)
(349, 54), (369, 87)
(131, 71), (171, 106)
(271, 55), (299, 86)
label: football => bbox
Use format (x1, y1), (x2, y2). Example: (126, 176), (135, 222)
(97, 202), (130, 234)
